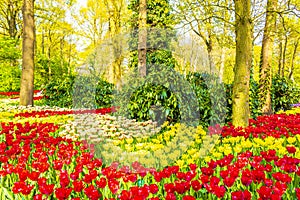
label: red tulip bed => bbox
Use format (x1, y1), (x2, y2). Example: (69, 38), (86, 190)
(0, 90), (42, 100)
(14, 108), (115, 118)
(0, 104), (300, 200)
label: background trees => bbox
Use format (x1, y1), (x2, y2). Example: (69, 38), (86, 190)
(0, 0), (298, 126)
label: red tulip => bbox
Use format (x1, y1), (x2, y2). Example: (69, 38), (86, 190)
(59, 170), (70, 187)
(39, 183), (54, 195)
(96, 177), (107, 189)
(73, 180), (84, 192)
(191, 180), (202, 191)
(295, 188), (300, 199)
(55, 187), (72, 200)
(119, 190), (131, 200)
(231, 190), (251, 200)
(213, 185), (226, 198)
(166, 193), (176, 200)
(84, 185), (102, 200)
(224, 176), (236, 188)
(182, 195), (196, 200)
(149, 184), (159, 194)
(108, 179), (120, 194)
(257, 186), (272, 200)
(286, 146), (296, 154)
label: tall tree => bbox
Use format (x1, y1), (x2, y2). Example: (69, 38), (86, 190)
(232, 0), (252, 127)
(259, 0), (277, 115)
(20, 0), (35, 106)
(138, 0), (147, 77)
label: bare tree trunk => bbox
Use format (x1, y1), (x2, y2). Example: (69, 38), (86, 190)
(282, 35), (288, 77)
(207, 45), (214, 73)
(219, 47), (225, 82)
(60, 36), (64, 70)
(138, 0), (147, 77)
(207, 24), (214, 72)
(232, 0), (252, 127)
(288, 38), (299, 80)
(259, 0), (277, 115)
(277, 39), (282, 76)
(20, 0), (35, 106)
(68, 42), (71, 75)
(48, 45), (51, 80)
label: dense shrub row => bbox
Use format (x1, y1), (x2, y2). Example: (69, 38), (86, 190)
(43, 73), (299, 128)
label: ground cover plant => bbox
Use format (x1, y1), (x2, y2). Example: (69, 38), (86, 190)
(0, 96), (299, 200)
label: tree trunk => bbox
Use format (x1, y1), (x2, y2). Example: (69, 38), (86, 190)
(232, 0), (252, 127)
(207, 23), (214, 72)
(60, 36), (64, 72)
(219, 47), (226, 83)
(282, 35), (288, 77)
(48, 46), (51, 80)
(277, 39), (282, 76)
(207, 44), (214, 73)
(68, 42), (71, 75)
(138, 0), (147, 77)
(8, 1), (17, 38)
(20, 0), (35, 106)
(259, 0), (277, 115)
(288, 38), (299, 80)
(48, 29), (52, 80)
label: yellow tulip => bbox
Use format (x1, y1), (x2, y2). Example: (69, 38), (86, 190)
(287, 137), (296, 144)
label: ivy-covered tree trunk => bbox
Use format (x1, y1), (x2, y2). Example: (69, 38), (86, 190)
(20, 0), (35, 106)
(259, 0), (277, 115)
(232, 0), (252, 127)
(138, 0), (147, 77)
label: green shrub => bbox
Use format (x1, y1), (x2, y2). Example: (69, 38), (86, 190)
(0, 65), (21, 92)
(43, 75), (114, 108)
(271, 75), (299, 112)
(122, 71), (227, 128)
(186, 72), (227, 127)
(115, 65), (200, 126)
(127, 83), (180, 125)
(43, 76), (75, 108)
(249, 78), (261, 118)
(0, 37), (21, 92)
